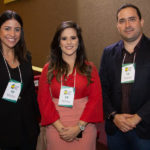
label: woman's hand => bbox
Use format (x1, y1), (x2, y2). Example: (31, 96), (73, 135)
(52, 120), (88, 142)
(59, 125), (81, 142)
(52, 119), (65, 133)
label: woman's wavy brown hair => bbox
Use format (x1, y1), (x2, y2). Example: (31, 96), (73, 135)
(47, 21), (92, 85)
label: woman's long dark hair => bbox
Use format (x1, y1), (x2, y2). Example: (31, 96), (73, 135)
(0, 10), (27, 62)
(47, 21), (92, 84)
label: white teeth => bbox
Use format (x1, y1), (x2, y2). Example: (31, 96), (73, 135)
(66, 46), (73, 49)
(8, 38), (15, 42)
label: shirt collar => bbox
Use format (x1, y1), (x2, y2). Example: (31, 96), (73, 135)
(122, 34), (144, 55)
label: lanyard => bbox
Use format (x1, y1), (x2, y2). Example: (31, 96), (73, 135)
(49, 69), (76, 98)
(122, 53), (136, 65)
(61, 69), (76, 89)
(1, 51), (23, 83)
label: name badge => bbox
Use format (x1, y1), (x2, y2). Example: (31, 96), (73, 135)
(2, 79), (23, 103)
(121, 63), (135, 84)
(58, 86), (75, 107)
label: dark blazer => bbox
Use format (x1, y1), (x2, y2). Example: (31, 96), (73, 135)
(0, 52), (40, 147)
(99, 35), (150, 139)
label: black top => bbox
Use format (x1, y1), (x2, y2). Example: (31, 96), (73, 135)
(0, 51), (40, 147)
(121, 48), (136, 113)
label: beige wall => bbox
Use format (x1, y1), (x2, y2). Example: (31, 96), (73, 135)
(0, 0), (150, 69)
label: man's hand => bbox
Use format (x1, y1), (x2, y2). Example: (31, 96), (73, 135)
(113, 114), (135, 132)
(126, 114), (142, 128)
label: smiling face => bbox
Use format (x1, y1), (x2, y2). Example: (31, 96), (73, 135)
(60, 27), (79, 59)
(117, 7), (144, 43)
(0, 19), (21, 51)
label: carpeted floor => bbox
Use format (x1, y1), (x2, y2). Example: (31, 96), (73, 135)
(96, 142), (108, 150)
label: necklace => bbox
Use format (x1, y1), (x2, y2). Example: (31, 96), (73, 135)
(12, 59), (15, 64)
(5, 56), (15, 65)
(1, 50), (16, 65)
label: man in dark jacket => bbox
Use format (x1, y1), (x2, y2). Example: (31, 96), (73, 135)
(99, 3), (150, 150)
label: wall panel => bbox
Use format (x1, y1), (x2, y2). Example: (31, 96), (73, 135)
(0, 0), (150, 68)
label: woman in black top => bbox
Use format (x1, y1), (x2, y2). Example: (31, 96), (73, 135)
(0, 10), (39, 150)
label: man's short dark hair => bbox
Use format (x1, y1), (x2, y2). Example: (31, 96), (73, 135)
(116, 4), (142, 20)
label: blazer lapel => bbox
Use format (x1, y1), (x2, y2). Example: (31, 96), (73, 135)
(114, 40), (123, 87)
